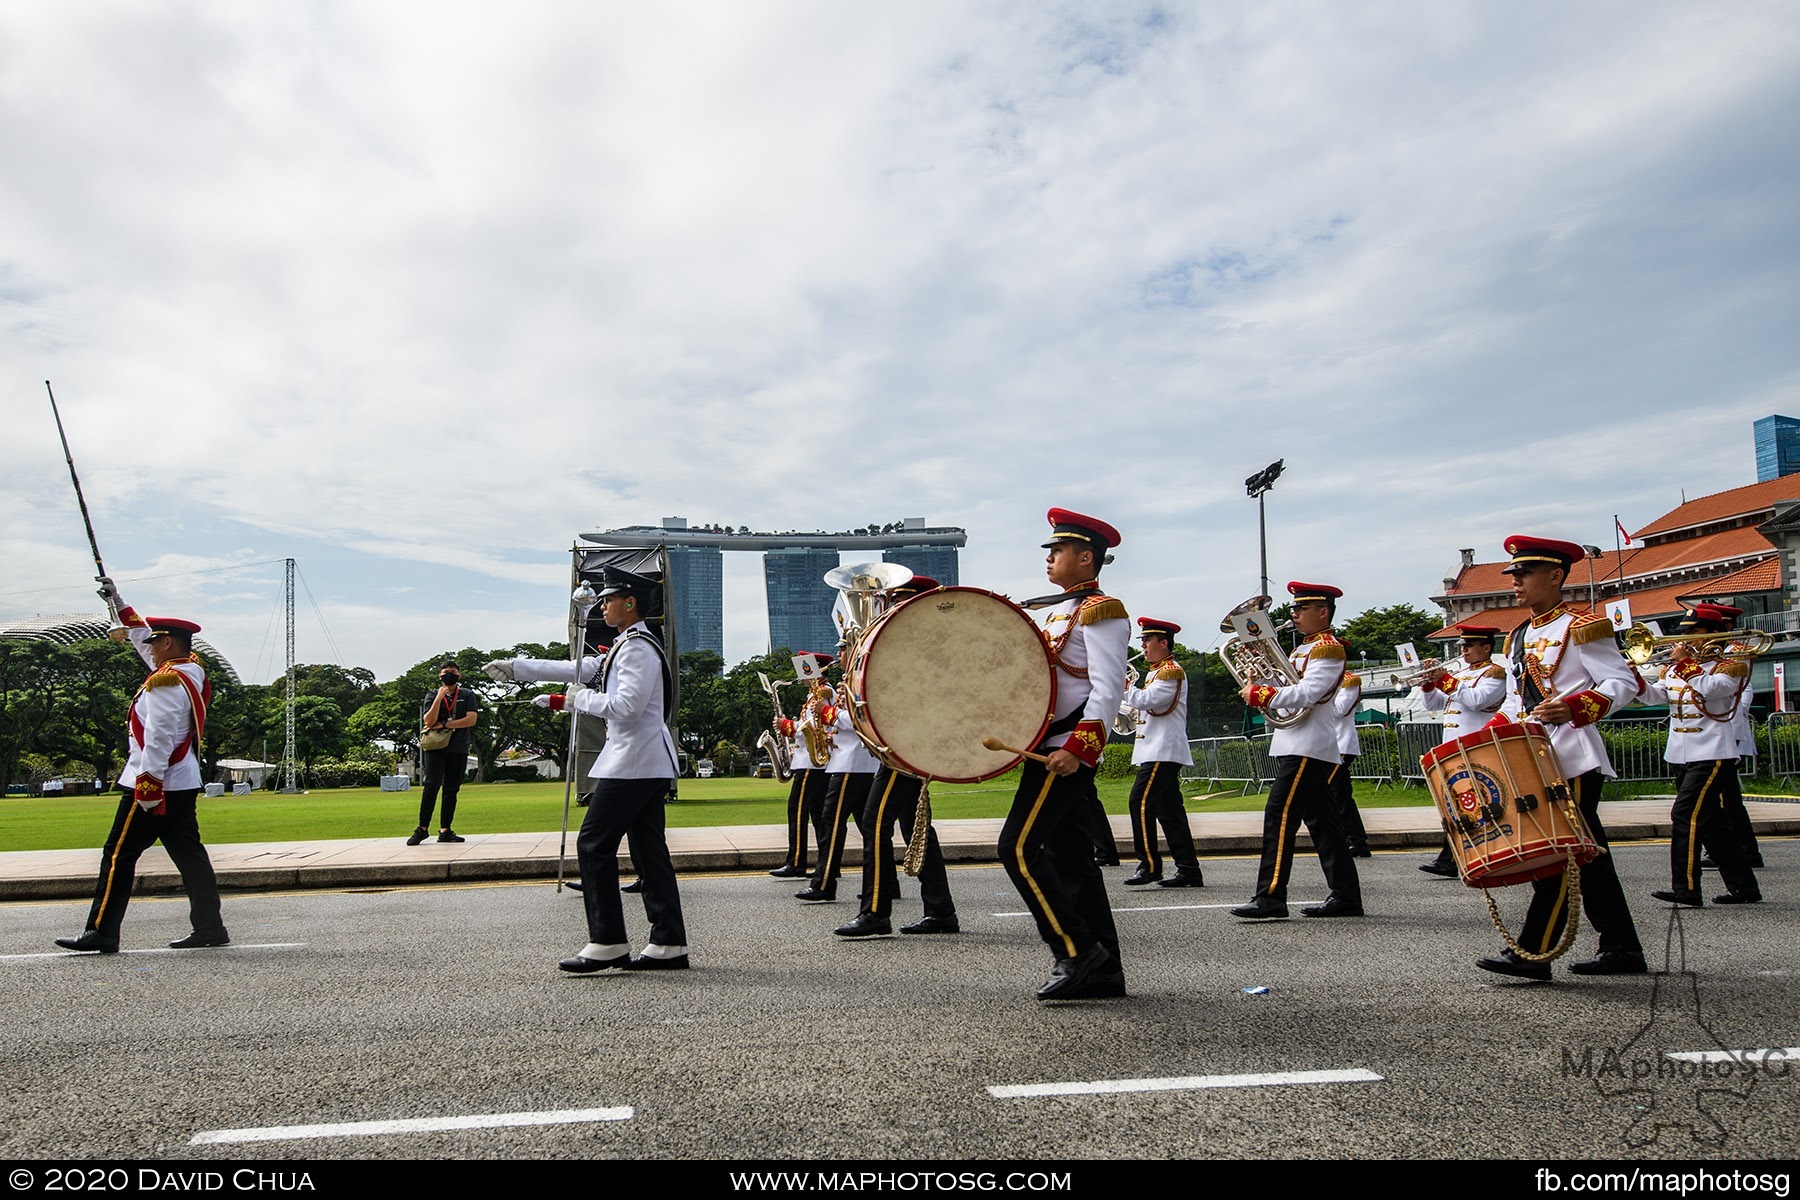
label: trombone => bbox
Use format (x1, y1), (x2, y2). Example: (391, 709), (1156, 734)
(1621, 623), (1771, 668)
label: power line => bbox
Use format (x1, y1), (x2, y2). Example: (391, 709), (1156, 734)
(0, 559), (289, 600)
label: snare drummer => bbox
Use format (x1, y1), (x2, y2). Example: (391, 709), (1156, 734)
(1642, 604), (1761, 907)
(1121, 617), (1203, 889)
(1231, 582), (1363, 921)
(999, 508), (1129, 1001)
(1416, 625), (1508, 877)
(1476, 536), (1645, 981)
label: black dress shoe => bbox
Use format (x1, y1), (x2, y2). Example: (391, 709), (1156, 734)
(1063, 968), (1128, 999)
(768, 864), (808, 879)
(1157, 868), (1206, 888)
(1122, 868), (1162, 886)
(833, 913), (893, 938)
(1475, 949), (1551, 981)
(1568, 949), (1649, 976)
(558, 952), (630, 973)
(1713, 891), (1763, 905)
(1419, 859), (1459, 878)
(624, 953), (690, 970)
(1698, 855), (1718, 870)
(621, 878), (643, 894)
(1230, 896), (1288, 920)
(54, 931), (119, 954)
(1348, 843), (1373, 859)
(794, 886), (837, 902)
(900, 914), (961, 935)
(1651, 888), (1703, 907)
(169, 929), (230, 949)
(1035, 944), (1112, 1001)
(1301, 896), (1364, 918)
(563, 879), (584, 892)
(1095, 853), (1121, 867)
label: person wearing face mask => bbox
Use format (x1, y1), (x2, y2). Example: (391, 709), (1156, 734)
(408, 660), (481, 845)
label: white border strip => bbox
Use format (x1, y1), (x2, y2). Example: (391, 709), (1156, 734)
(1665, 1047), (1799, 1066)
(994, 903), (1321, 917)
(192, 1106), (634, 1145)
(2, 943), (307, 962)
(989, 1067), (1383, 1099)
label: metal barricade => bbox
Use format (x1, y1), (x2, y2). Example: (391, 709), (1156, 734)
(1181, 735), (1268, 795)
(1598, 715), (1672, 782)
(1348, 723), (1399, 786)
(1396, 722), (1444, 785)
(1765, 712), (1800, 782)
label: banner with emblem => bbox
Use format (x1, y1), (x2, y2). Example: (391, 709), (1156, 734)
(1396, 642), (1420, 669)
(1607, 598), (1632, 631)
(1230, 607), (1279, 644)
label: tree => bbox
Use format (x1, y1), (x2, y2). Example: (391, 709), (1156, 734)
(1337, 603), (1444, 665)
(267, 694), (350, 772)
(0, 641), (59, 794)
(288, 664), (378, 716)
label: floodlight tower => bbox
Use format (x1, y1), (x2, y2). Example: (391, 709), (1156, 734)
(1245, 460), (1285, 601)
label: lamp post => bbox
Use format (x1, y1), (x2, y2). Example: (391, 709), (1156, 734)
(1245, 459), (1285, 601)
(1581, 544), (1604, 614)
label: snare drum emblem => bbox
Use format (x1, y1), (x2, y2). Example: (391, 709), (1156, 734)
(935, 600), (956, 611)
(1444, 767), (1503, 821)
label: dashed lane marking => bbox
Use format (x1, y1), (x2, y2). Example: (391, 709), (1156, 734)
(1, 943), (307, 961)
(191, 1105), (634, 1145)
(988, 1068), (1384, 1099)
(993, 902), (1322, 917)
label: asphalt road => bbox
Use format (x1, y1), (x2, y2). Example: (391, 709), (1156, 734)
(3, 840), (1794, 1162)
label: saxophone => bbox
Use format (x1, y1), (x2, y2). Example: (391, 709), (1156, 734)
(755, 671), (798, 783)
(801, 681), (835, 768)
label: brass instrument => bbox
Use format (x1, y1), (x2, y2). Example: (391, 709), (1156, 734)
(1113, 650), (1147, 735)
(755, 671), (808, 782)
(1398, 656), (1467, 689)
(822, 562), (914, 759)
(1622, 622), (1771, 668)
(1217, 595), (1308, 729)
(800, 680), (835, 767)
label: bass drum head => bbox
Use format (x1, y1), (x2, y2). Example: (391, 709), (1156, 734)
(855, 587), (1054, 783)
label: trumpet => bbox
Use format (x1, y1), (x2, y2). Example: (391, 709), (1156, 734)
(1621, 623), (1771, 668)
(1398, 656), (1466, 688)
(1217, 595), (1309, 729)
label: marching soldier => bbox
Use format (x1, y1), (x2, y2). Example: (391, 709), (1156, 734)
(1642, 604), (1761, 906)
(999, 509), (1129, 1001)
(1476, 536), (1645, 980)
(57, 581), (227, 953)
(1330, 658), (1371, 858)
(1120, 617), (1203, 888)
(769, 652), (834, 879)
(1416, 625), (1508, 877)
(1232, 582), (1364, 920)
(836, 578), (961, 938)
(796, 669), (878, 903)
(1707, 624), (1765, 871)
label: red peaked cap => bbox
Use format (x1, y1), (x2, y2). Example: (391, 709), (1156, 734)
(1042, 508), (1121, 550)
(147, 617), (202, 636)
(1137, 616), (1181, 638)
(1681, 603), (1742, 631)
(1286, 582), (1342, 602)
(1455, 624), (1502, 641)
(1501, 535), (1585, 575)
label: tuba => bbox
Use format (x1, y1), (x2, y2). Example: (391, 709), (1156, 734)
(823, 562), (914, 759)
(1217, 595), (1309, 729)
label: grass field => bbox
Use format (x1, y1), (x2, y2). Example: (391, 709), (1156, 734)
(0, 772), (1454, 852)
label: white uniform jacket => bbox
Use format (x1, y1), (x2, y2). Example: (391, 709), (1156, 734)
(117, 625), (206, 796)
(821, 690), (879, 774)
(1735, 680), (1756, 760)
(786, 705), (816, 773)
(1124, 659), (1192, 767)
(1642, 658), (1749, 764)
(1250, 632), (1346, 764)
(1333, 672), (1362, 757)
(1503, 607), (1638, 779)
(508, 653), (605, 687)
(561, 625), (678, 780)
(1037, 589), (1130, 767)
(1419, 659), (1510, 743)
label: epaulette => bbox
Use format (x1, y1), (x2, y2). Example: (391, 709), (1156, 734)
(1341, 672), (1361, 687)
(1717, 660), (1751, 679)
(1153, 661), (1184, 681)
(1569, 613), (1616, 645)
(144, 665), (185, 689)
(1482, 664), (1507, 680)
(1306, 641), (1347, 662)
(1077, 596), (1128, 625)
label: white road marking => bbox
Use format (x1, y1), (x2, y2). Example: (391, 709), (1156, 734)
(1, 943), (307, 961)
(191, 1105), (634, 1145)
(1665, 1047), (1799, 1066)
(994, 902), (1322, 917)
(989, 1067), (1384, 1099)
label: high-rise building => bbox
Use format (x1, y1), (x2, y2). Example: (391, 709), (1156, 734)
(763, 547), (842, 654)
(1754, 415), (1800, 482)
(665, 545), (723, 658)
(882, 544), (960, 587)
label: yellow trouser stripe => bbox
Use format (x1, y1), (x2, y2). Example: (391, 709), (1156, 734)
(1268, 760), (1308, 893)
(1685, 762), (1723, 889)
(1540, 871), (1570, 955)
(1138, 764), (1160, 870)
(869, 773), (898, 908)
(1014, 772), (1076, 958)
(95, 798), (139, 927)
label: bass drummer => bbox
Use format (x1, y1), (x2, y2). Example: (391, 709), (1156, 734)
(1475, 536), (1645, 981)
(1415, 625), (1508, 877)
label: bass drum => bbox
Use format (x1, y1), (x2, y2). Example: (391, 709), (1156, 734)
(845, 587), (1055, 783)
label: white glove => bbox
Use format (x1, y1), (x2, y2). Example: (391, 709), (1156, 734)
(483, 659), (516, 682)
(531, 693), (557, 709)
(96, 575), (125, 616)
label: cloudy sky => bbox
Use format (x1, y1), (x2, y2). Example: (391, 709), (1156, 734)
(4, 2), (1797, 682)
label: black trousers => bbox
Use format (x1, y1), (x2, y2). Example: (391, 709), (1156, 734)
(1331, 756), (1369, 849)
(418, 748), (463, 829)
(782, 769), (822, 872)
(1516, 770), (1640, 956)
(1251, 755), (1360, 904)
(810, 772), (873, 890)
(1127, 761), (1197, 875)
(84, 788), (224, 940)
(576, 777), (686, 947)
(1708, 763), (1762, 865)
(857, 767), (954, 920)
(999, 760), (1121, 967)
(1670, 761), (1758, 896)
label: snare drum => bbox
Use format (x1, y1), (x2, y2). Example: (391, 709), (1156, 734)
(1420, 721), (1599, 887)
(845, 587), (1055, 783)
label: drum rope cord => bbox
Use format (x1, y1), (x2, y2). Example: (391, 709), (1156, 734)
(1482, 849), (1583, 963)
(902, 780), (932, 877)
